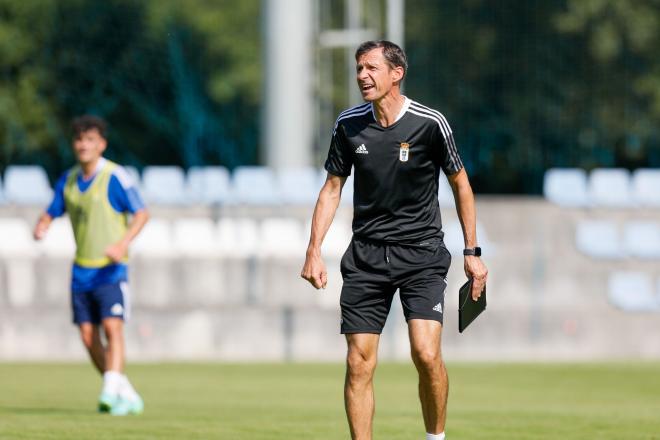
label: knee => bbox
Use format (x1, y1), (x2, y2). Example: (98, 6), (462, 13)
(80, 330), (95, 350)
(411, 346), (442, 372)
(346, 348), (377, 383)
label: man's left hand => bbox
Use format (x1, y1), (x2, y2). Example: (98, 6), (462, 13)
(464, 256), (488, 301)
(105, 241), (129, 263)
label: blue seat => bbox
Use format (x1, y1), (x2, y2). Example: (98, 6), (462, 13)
(278, 167), (321, 205)
(231, 166), (280, 205)
(141, 166), (188, 205)
(622, 221), (660, 259)
(4, 165), (53, 206)
(608, 272), (659, 312)
(543, 168), (588, 207)
(187, 166), (230, 205)
(575, 220), (622, 259)
(589, 168), (633, 208)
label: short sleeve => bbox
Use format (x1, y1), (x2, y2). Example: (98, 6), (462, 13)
(46, 172), (69, 218)
(324, 124), (353, 177)
(435, 117), (463, 176)
(108, 166), (146, 214)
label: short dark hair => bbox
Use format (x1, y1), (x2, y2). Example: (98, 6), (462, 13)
(71, 115), (107, 139)
(355, 40), (408, 77)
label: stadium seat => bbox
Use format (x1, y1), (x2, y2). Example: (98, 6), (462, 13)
(131, 218), (174, 256)
(542, 168), (589, 207)
(173, 218), (220, 256)
(217, 217), (259, 256)
(187, 166), (230, 205)
(588, 168), (633, 208)
(231, 166), (280, 205)
(258, 218), (305, 256)
(141, 166), (188, 205)
(622, 221), (660, 259)
(575, 220), (622, 259)
(4, 165), (53, 206)
(312, 219), (352, 258)
(632, 168), (660, 207)
(278, 167), (321, 205)
(123, 166), (141, 188)
(608, 272), (659, 312)
(37, 217), (76, 257)
(0, 218), (38, 257)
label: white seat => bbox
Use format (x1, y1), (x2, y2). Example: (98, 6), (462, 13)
(575, 220), (622, 259)
(217, 218), (259, 256)
(38, 217), (76, 257)
(259, 218), (305, 256)
(173, 218), (220, 256)
(187, 166), (230, 205)
(231, 166), (280, 205)
(278, 167), (321, 205)
(589, 168), (633, 208)
(124, 166), (141, 188)
(0, 218), (38, 257)
(608, 272), (658, 312)
(632, 169), (660, 207)
(4, 165), (53, 206)
(543, 168), (588, 207)
(341, 174), (354, 205)
(141, 166), (188, 205)
(317, 219), (352, 258)
(131, 218), (174, 256)
(622, 221), (660, 259)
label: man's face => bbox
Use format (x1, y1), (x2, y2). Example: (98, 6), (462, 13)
(73, 128), (107, 165)
(355, 48), (403, 102)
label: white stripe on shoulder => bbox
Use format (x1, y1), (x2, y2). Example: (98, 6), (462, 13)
(410, 102), (453, 135)
(112, 165), (135, 190)
(337, 102), (371, 119)
(333, 104), (373, 135)
(407, 108), (462, 170)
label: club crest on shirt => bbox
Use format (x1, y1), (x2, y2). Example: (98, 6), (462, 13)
(399, 142), (410, 162)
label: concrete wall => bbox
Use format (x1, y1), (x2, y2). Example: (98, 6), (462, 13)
(1, 198), (659, 362)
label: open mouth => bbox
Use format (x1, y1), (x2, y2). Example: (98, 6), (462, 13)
(360, 84), (374, 92)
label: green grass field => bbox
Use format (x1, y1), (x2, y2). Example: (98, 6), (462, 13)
(0, 362), (659, 439)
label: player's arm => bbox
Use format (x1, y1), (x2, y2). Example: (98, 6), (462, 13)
(301, 173), (346, 289)
(34, 172), (67, 240)
(446, 168), (488, 300)
(104, 169), (150, 263)
(105, 209), (150, 263)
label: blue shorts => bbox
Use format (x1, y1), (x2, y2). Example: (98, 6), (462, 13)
(71, 282), (131, 325)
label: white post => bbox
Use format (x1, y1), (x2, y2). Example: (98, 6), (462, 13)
(263, 0), (314, 169)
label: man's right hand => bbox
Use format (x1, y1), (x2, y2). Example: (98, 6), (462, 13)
(33, 215), (52, 241)
(301, 250), (328, 289)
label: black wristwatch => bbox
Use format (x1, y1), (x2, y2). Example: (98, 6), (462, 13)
(463, 247), (482, 257)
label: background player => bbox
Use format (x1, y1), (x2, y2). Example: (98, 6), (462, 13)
(33, 115), (149, 415)
(301, 41), (488, 439)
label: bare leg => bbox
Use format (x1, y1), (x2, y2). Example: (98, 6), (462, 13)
(408, 319), (448, 434)
(102, 318), (125, 373)
(79, 323), (105, 374)
(344, 333), (380, 440)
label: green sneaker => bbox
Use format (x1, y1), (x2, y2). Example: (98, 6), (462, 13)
(98, 392), (118, 413)
(127, 396), (144, 415)
(110, 397), (131, 416)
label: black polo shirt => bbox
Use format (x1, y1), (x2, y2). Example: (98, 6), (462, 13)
(325, 97), (463, 244)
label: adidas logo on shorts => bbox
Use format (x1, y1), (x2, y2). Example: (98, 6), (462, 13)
(433, 302), (443, 313)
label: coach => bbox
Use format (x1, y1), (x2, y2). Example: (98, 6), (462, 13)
(301, 40), (488, 440)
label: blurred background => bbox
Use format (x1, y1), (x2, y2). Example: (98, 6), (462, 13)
(0, 0), (659, 362)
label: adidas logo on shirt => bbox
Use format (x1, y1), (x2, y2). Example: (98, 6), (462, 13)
(355, 144), (369, 154)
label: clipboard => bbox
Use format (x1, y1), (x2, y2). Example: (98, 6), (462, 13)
(458, 278), (486, 333)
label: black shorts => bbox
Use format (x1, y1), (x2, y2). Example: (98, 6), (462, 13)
(339, 236), (451, 334)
